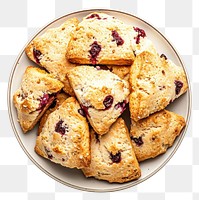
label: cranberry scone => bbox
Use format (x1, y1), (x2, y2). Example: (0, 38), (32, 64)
(82, 118), (141, 183)
(129, 51), (188, 121)
(67, 65), (130, 135)
(38, 93), (69, 135)
(35, 97), (90, 169)
(13, 66), (64, 133)
(67, 12), (135, 65)
(25, 18), (79, 95)
(130, 110), (186, 162)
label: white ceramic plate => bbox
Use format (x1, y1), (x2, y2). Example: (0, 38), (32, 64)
(8, 9), (191, 192)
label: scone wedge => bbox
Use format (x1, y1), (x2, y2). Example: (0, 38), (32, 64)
(129, 51), (188, 121)
(13, 66), (64, 133)
(82, 118), (141, 183)
(35, 97), (90, 169)
(38, 93), (69, 135)
(25, 18), (79, 95)
(67, 12), (135, 65)
(130, 110), (186, 162)
(67, 65), (130, 135)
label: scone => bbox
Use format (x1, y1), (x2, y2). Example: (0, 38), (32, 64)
(67, 65), (130, 135)
(67, 12), (135, 65)
(13, 66), (64, 133)
(25, 18), (79, 95)
(129, 51), (188, 121)
(38, 93), (69, 135)
(82, 118), (141, 183)
(35, 97), (90, 169)
(130, 110), (186, 162)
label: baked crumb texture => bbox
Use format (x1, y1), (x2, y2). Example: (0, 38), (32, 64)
(129, 51), (188, 121)
(130, 110), (186, 162)
(82, 118), (141, 183)
(67, 65), (130, 135)
(25, 18), (79, 96)
(13, 66), (64, 133)
(35, 97), (90, 169)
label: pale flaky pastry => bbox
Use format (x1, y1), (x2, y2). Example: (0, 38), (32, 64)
(25, 18), (79, 95)
(82, 118), (141, 183)
(13, 66), (64, 133)
(130, 110), (186, 162)
(35, 97), (90, 169)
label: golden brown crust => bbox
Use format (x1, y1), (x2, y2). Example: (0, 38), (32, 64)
(129, 51), (188, 121)
(130, 110), (186, 162)
(82, 118), (141, 183)
(35, 97), (90, 169)
(67, 12), (135, 65)
(25, 18), (79, 96)
(67, 65), (130, 135)
(13, 66), (64, 133)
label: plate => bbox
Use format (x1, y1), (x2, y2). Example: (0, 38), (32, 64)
(8, 9), (191, 192)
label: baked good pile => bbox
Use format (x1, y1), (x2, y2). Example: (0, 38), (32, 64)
(13, 12), (188, 183)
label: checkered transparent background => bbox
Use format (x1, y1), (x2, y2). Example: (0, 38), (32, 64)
(0, 0), (198, 199)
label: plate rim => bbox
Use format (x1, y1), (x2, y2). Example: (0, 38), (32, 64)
(7, 8), (192, 192)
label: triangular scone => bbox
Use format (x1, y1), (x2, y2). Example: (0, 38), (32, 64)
(25, 18), (79, 96)
(82, 118), (141, 183)
(130, 110), (186, 162)
(35, 97), (90, 169)
(38, 93), (69, 135)
(13, 66), (64, 133)
(67, 66), (130, 135)
(129, 51), (188, 121)
(67, 12), (135, 65)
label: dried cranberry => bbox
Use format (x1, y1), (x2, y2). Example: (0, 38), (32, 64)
(131, 136), (143, 146)
(33, 48), (42, 64)
(78, 108), (86, 117)
(114, 100), (127, 113)
(110, 152), (121, 163)
(103, 95), (114, 109)
(112, 30), (124, 46)
(37, 94), (49, 110)
(133, 27), (146, 44)
(86, 14), (101, 20)
(81, 105), (90, 117)
(55, 120), (68, 136)
(160, 54), (167, 60)
(89, 41), (101, 64)
(44, 147), (53, 159)
(174, 80), (183, 95)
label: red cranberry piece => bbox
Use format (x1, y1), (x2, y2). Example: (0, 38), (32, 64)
(55, 120), (68, 136)
(33, 48), (42, 64)
(44, 147), (53, 159)
(37, 94), (49, 110)
(133, 27), (146, 44)
(78, 108), (86, 117)
(103, 95), (114, 109)
(86, 14), (101, 20)
(174, 80), (183, 95)
(81, 105), (90, 117)
(89, 41), (101, 65)
(131, 136), (143, 146)
(110, 152), (121, 163)
(160, 54), (167, 60)
(112, 30), (124, 46)
(114, 100), (127, 113)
